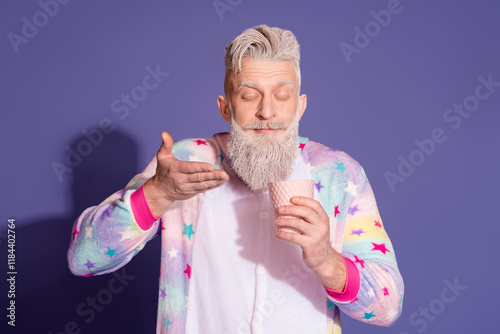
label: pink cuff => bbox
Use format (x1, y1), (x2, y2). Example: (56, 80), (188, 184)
(130, 185), (160, 230)
(323, 257), (360, 302)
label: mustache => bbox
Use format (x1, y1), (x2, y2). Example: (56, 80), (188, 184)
(243, 120), (288, 130)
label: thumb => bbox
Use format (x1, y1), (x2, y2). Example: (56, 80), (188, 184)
(157, 131), (175, 158)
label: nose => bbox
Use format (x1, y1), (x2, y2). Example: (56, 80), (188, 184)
(255, 95), (275, 120)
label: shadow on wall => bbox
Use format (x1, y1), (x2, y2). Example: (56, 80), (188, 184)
(7, 130), (161, 334)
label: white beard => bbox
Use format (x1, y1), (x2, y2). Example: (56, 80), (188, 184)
(227, 111), (300, 191)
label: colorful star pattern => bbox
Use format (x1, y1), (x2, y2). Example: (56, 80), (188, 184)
(168, 247), (178, 258)
(361, 311), (376, 320)
(334, 205), (340, 217)
(353, 255), (365, 268)
(103, 206), (112, 218)
(183, 223), (195, 240)
(344, 181), (358, 196)
(85, 226), (93, 239)
(105, 248), (117, 257)
(163, 317), (172, 329)
(84, 260), (95, 269)
(160, 288), (167, 300)
(194, 140), (207, 146)
(72, 227), (79, 241)
(217, 149), (224, 163)
(118, 229), (141, 241)
(371, 242), (390, 255)
(348, 205), (359, 215)
(315, 181), (324, 192)
(184, 263), (191, 279)
(66, 133), (404, 329)
(350, 228), (365, 236)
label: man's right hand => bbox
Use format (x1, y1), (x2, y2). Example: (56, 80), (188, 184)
(143, 132), (229, 218)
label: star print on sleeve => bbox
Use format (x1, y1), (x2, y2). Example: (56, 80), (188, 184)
(84, 260), (95, 269)
(163, 317), (172, 329)
(344, 181), (358, 196)
(105, 248), (117, 257)
(383, 287), (389, 296)
(184, 263), (191, 279)
(350, 228), (365, 236)
(315, 181), (324, 192)
(118, 229), (142, 241)
(72, 227), (79, 241)
(299, 143), (305, 151)
(374, 220), (383, 228)
(335, 162), (346, 172)
(348, 204), (359, 215)
(361, 311), (376, 320)
(160, 288), (167, 300)
(105, 206), (115, 218)
(371, 242), (390, 255)
(334, 205), (340, 217)
(85, 226), (93, 239)
(167, 247), (178, 258)
(182, 223), (195, 240)
(353, 255), (365, 268)
(194, 140), (207, 146)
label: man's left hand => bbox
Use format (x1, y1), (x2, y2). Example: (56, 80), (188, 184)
(274, 196), (347, 291)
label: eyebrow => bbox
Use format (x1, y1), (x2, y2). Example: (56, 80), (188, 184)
(236, 80), (294, 92)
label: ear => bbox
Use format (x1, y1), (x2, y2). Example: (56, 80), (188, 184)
(298, 93), (307, 121)
(217, 95), (231, 123)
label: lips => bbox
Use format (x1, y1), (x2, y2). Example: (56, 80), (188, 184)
(254, 128), (279, 134)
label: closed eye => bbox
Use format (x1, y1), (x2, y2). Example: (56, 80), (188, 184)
(276, 95), (290, 101)
(242, 95), (258, 101)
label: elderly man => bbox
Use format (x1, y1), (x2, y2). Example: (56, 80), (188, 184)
(68, 24), (404, 333)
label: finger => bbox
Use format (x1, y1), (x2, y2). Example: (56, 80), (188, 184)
(177, 161), (215, 174)
(278, 204), (319, 225)
(202, 182), (226, 192)
(289, 196), (329, 220)
(274, 217), (312, 235)
(186, 171), (229, 183)
(190, 179), (227, 191)
(157, 132), (175, 158)
(275, 228), (308, 247)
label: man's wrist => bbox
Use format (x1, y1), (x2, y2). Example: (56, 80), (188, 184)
(143, 177), (173, 218)
(314, 249), (347, 291)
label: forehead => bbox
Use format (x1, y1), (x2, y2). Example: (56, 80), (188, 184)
(231, 58), (297, 91)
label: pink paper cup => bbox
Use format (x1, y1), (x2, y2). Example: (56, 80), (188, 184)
(268, 179), (315, 234)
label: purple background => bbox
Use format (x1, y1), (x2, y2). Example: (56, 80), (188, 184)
(1, 0), (499, 333)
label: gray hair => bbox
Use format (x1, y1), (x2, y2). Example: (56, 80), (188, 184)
(224, 24), (301, 96)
